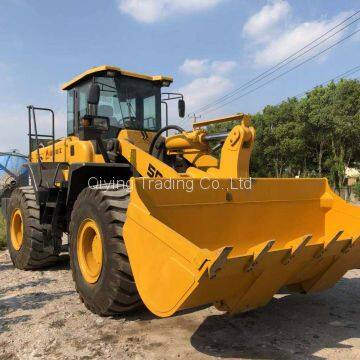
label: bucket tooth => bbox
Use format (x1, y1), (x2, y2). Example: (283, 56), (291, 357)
(302, 235), (360, 293)
(208, 246), (233, 279)
(229, 248), (292, 314)
(244, 240), (275, 273)
(314, 230), (344, 259)
(282, 234), (313, 265)
(341, 235), (360, 254)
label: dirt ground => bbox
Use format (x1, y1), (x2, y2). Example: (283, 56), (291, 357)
(1, 251), (360, 359)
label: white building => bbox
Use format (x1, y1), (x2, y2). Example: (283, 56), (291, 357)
(346, 167), (360, 186)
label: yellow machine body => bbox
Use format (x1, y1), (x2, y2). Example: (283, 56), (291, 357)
(31, 73), (360, 318)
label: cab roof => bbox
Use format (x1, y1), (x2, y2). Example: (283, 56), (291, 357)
(61, 65), (173, 90)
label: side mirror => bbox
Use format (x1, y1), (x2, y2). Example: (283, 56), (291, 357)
(88, 83), (100, 105)
(81, 115), (110, 132)
(178, 99), (186, 118)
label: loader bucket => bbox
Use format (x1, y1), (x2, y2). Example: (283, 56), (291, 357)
(123, 178), (360, 318)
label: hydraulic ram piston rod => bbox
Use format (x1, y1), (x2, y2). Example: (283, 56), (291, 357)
(203, 132), (229, 142)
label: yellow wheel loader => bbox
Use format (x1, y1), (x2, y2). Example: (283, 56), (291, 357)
(2, 65), (360, 317)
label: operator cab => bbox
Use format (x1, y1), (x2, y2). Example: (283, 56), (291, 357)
(62, 65), (174, 139)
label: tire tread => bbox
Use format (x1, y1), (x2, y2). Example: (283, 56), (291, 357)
(6, 186), (60, 270)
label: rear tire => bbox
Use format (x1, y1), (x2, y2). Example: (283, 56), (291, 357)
(6, 187), (60, 270)
(69, 186), (141, 316)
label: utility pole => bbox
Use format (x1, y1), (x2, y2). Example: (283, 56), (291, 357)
(188, 113), (202, 124)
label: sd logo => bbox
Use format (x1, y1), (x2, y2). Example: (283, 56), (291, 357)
(147, 164), (163, 178)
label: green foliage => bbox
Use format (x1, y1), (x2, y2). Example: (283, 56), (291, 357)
(209, 79), (360, 187)
(353, 182), (360, 200)
(0, 214), (6, 250)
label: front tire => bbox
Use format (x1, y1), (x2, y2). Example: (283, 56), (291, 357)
(69, 186), (141, 316)
(6, 187), (60, 270)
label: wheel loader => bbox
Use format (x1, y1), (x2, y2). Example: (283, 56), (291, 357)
(2, 65), (360, 317)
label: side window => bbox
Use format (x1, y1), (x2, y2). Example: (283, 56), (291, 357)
(143, 95), (156, 129)
(78, 82), (91, 120)
(67, 89), (75, 135)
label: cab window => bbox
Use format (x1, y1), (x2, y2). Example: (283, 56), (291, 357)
(67, 89), (75, 135)
(95, 76), (161, 132)
(78, 81), (91, 120)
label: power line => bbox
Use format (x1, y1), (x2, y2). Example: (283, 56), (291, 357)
(187, 10), (360, 117)
(261, 65), (360, 107)
(200, 27), (360, 116)
(192, 10), (360, 115)
(178, 66), (360, 130)
(292, 64), (360, 99)
(198, 17), (360, 114)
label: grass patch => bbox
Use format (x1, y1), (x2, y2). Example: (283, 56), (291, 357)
(0, 213), (6, 250)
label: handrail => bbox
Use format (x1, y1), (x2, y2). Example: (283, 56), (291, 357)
(27, 105), (56, 187)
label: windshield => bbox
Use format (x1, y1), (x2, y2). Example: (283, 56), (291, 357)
(95, 76), (161, 135)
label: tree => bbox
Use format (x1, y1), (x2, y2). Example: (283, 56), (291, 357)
(353, 181), (360, 200)
(297, 84), (335, 177)
(206, 78), (360, 187)
(329, 79), (360, 190)
(251, 98), (305, 178)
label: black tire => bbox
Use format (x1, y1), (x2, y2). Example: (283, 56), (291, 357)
(6, 186), (61, 270)
(69, 186), (141, 316)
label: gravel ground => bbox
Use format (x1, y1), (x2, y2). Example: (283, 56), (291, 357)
(1, 250), (360, 360)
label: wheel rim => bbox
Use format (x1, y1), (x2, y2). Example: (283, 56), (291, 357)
(77, 218), (103, 284)
(10, 209), (24, 251)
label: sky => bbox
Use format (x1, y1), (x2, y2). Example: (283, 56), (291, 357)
(0, 0), (359, 153)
